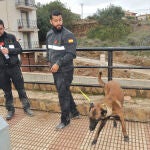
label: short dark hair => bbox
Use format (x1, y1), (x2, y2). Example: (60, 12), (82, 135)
(50, 10), (62, 19)
(0, 19), (4, 27)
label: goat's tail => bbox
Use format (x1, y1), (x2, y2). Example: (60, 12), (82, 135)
(98, 72), (105, 87)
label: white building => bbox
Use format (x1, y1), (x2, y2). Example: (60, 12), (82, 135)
(137, 14), (150, 21)
(0, 0), (39, 49)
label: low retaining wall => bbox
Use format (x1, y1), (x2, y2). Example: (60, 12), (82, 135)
(0, 72), (149, 122)
(22, 72), (150, 98)
(0, 90), (149, 122)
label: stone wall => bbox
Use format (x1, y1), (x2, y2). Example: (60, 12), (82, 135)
(0, 87), (149, 122)
(71, 19), (98, 37)
(23, 83), (150, 98)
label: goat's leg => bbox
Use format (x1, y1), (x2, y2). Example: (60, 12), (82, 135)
(92, 119), (107, 145)
(113, 117), (117, 128)
(119, 113), (129, 142)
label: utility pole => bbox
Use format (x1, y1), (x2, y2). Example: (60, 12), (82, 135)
(81, 3), (83, 19)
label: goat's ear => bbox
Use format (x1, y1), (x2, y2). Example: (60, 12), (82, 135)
(89, 103), (94, 111)
(90, 103), (94, 108)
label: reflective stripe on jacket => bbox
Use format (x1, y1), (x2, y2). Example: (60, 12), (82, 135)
(46, 27), (77, 72)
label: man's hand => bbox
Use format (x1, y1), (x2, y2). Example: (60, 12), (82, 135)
(1, 47), (9, 54)
(50, 63), (59, 73)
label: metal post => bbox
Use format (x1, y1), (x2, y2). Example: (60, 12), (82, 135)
(81, 3), (83, 19)
(108, 50), (113, 81)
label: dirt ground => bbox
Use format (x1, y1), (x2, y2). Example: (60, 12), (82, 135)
(76, 51), (150, 66)
(74, 51), (149, 78)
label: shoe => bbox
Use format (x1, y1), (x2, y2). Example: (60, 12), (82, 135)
(24, 108), (33, 117)
(6, 111), (15, 120)
(70, 112), (80, 119)
(55, 122), (70, 130)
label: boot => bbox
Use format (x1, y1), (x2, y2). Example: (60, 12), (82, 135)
(6, 111), (15, 120)
(24, 108), (33, 117)
(55, 122), (70, 130)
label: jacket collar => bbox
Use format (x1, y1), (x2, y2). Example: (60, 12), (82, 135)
(0, 31), (7, 38)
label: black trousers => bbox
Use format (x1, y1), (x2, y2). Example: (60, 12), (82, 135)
(0, 65), (30, 111)
(53, 69), (78, 124)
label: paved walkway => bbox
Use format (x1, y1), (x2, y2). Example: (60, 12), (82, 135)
(0, 106), (149, 150)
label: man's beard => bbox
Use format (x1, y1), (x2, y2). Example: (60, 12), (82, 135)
(56, 25), (62, 30)
(52, 25), (63, 33)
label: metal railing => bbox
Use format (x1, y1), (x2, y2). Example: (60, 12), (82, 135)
(17, 19), (37, 29)
(21, 47), (150, 90)
(15, 0), (35, 7)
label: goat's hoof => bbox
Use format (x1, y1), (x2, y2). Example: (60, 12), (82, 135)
(113, 123), (117, 128)
(124, 136), (129, 142)
(92, 139), (97, 145)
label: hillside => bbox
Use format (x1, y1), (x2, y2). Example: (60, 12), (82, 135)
(76, 22), (150, 67)
(35, 22), (149, 79)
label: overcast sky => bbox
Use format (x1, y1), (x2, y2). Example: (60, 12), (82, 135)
(35, 0), (150, 18)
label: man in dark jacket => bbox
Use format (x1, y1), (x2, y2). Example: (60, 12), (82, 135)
(0, 19), (33, 120)
(46, 10), (79, 129)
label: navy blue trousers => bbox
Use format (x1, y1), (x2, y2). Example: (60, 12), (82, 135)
(0, 65), (30, 111)
(53, 69), (78, 124)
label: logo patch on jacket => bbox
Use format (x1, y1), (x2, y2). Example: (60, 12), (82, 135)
(8, 40), (13, 44)
(54, 40), (58, 44)
(68, 39), (74, 43)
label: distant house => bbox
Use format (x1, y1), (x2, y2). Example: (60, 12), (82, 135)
(137, 14), (150, 21)
(125, 10), (137, 17)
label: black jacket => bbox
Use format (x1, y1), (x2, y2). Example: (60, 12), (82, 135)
(0, 32), (22, 67)
(46, 27), (77, 72)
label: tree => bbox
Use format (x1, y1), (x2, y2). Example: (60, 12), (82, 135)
(87, 5), (131, 41)
(94, 5), (125, 26)
(37, 1), (79, 43)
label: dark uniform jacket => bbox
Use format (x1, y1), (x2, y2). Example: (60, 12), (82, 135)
(46, 27), (77, 72)
(0, 32), (22, 67)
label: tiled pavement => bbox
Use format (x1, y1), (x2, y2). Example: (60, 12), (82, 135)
(0, 106), (149, 150)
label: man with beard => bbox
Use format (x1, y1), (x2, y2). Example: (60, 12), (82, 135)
(46, 10), (79, 129)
